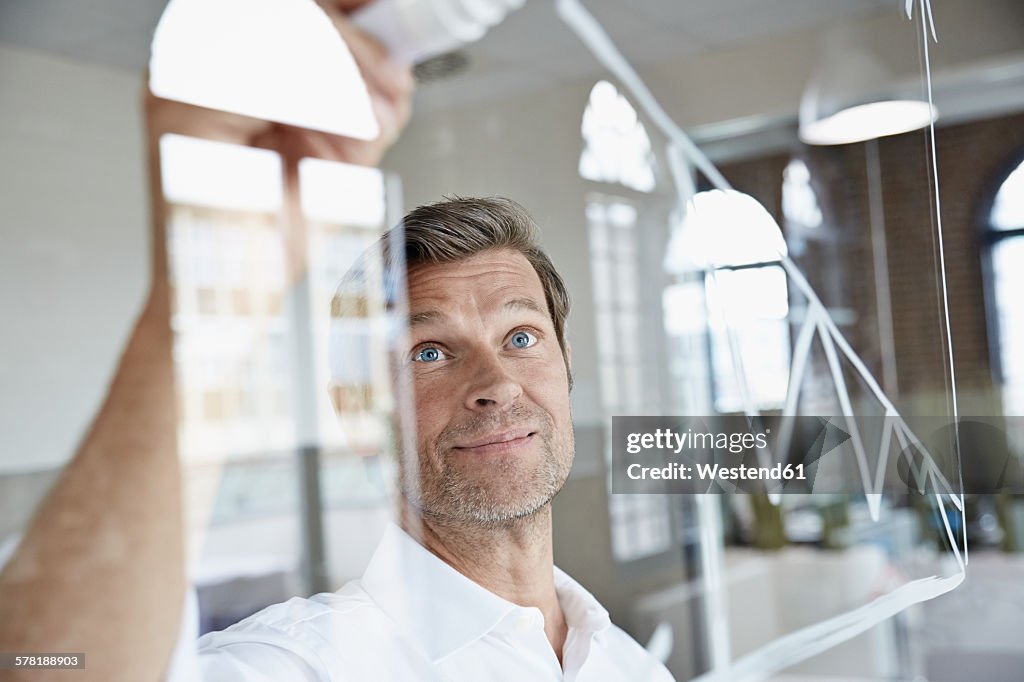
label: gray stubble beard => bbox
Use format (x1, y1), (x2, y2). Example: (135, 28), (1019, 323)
(404, 405), (575, 527)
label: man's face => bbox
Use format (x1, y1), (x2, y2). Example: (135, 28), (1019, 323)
(400, 248), (574, 525)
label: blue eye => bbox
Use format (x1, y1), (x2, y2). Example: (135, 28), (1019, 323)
(414, 346), (446, 363)
(509, 331), (537, 349)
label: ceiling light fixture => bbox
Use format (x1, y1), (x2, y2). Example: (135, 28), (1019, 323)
(799, 44), (937, 146)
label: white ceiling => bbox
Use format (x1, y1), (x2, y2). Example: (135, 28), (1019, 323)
(0, 0), (894, 69)
(0, 0), (891, 98)
(0, 0), (168, 70)
(5, 0), (1021, 125)
(417, 0), (894, 111)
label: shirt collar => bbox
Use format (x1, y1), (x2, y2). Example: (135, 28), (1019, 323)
(360, 523), (518, 662)
(553, 567), (612, 635)
(359, 523), (611, 662)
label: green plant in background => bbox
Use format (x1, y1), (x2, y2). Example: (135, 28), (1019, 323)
(995, 492), (1019, 553)
(750, 491), (786, 550)
(819, 497), (851, 550)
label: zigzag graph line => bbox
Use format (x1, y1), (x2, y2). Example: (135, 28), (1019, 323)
(556, 1), (965, 679)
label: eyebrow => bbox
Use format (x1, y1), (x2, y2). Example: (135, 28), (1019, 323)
(408, 297), (547, 329)
(409, 310), (445, 328)
(503, 297), (546, 316)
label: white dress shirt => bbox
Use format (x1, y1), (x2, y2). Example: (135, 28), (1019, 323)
(192, 523), (675, 681)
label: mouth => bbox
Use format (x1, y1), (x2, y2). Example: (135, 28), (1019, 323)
(452, 428), (537, 454)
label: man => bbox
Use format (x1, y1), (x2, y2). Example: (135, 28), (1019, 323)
(192, 197), (675, 680)
(0, 7), (673, 680)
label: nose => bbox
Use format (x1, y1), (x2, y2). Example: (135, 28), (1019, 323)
(463, 351), (523, 410)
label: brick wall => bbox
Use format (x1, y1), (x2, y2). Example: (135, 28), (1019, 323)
(716, 110), (1024, 414)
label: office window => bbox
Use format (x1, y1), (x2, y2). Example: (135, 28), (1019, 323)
(587, 198), (645, 414)
(161, 135), (296, 462)
(299, 157), (392, 454)
(782, 159), (823, 231)
(580, 83), (675, 562)
(986, 156), (1024, 416)
(664, 189), (791, 415)
(704, 263), (791, 413)
(579, 81), (657, 193)
(663, 265), (790, 415)
(586, 196), (675, 562)
(161, 136), (393, 529)
(580, 79), (673, 562)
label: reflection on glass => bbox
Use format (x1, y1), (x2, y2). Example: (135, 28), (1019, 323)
(161, 135), (395, 633)
(302, 158), (389, 452)
(161, 135), (293, 462)
(161, 133), (304, 632)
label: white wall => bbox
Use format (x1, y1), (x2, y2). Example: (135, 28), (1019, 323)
(0, 44), (150, 473)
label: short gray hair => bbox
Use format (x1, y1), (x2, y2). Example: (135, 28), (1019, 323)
(395, 197), (571, 382)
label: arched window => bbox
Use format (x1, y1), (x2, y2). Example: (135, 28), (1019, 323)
(580, 81), (661, 419)
(782, 159), (823, 231)
(664, 190), (791, 414)
(579, 81), (657, 193)
(580, 82), (671, 562)
(985, 156), (1024, 416)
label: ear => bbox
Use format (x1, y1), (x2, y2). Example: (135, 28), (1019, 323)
(564, 340), (574, 392)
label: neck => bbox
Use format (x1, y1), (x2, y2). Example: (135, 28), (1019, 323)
(399, 499), (568, 664)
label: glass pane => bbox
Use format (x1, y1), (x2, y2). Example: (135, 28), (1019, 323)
(7, 3), (1019, 681)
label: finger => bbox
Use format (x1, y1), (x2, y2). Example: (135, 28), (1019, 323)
(322, 3), (415, 104)
(331, 0), (376, 12)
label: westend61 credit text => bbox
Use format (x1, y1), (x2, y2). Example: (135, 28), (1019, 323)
(623, 427), (805, 483)
(626, 460), (807, 482)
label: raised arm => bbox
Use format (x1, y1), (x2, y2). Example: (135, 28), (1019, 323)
(0, 4), (412, 679)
